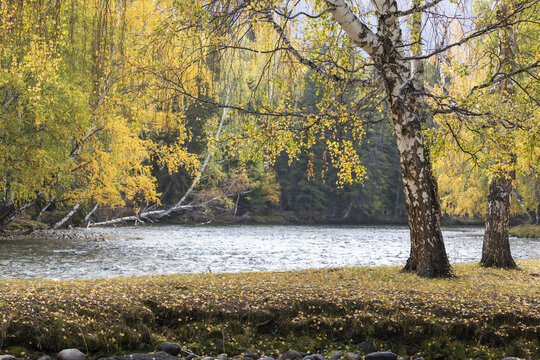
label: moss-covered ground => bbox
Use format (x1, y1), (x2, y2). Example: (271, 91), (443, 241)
(1, 261), (539, 360)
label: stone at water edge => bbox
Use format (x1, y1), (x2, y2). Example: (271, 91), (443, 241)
(310, 354), (325, 360)
(0, 355), (17, 360)
(58, 349), (86, 360)
(345, 353), (361, 360)
(356, 342), (375, 354)
(431, 354), (447, 360)
(502, 357), (524, 360)
(97, 352), (180, 360)
(38, 356), (53, 360)
(260, 357), (275, 360)
(281, 351), (302, 360)
(397, 357), (409, 360)
(328, 352), (343, 360)
(201, 357), (214, 360)
(364, 352), (398, 360)
(216, 354), (229, 360)
(241, 351), (260, 360)
(157, 342), (181, 357)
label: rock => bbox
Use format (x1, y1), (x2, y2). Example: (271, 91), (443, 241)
(345, 353), (361, 360)
(157, 343), (181, 357)
(216, 354), (228, 360)
(311, 355), (325, 360)
(242, 352), (259, 360)
(397, 357), (409, 360)
(92, 353), (106, 360)
(201, 357), (213, 360)
(240, 357), (252, 360)
(328, 352), (342, 360)
(502, 358), (523, 360)
(432, 355), (447, 360)
(0, 356), (17, 360)
(38, 356), (53, 360)
(281, 352), (302, 360)
(186, 355), (197, 360)
(364, 352), (398, 360)
(302, 356), (314, 360)
(98, 352), (180, 360)
(260, 358), (274, 360)
(356, 342), (375, 354)
(58, 349), (86, 360)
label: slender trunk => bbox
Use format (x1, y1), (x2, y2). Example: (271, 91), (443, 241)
(481, 174), (518, 268)
(84, 203), (99, 223)
(53, 201), (81, 229)
(175, 72), (232, 207)
(35, 197), (55, 222)
(534, 175), (540, 224)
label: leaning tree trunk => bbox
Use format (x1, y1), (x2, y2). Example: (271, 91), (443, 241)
(481, 174), (518, 268)
(0, 201), (34, 231)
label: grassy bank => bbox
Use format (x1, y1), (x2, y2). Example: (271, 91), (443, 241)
(510, 224), (540, 238)
(1, 261), (539, 360)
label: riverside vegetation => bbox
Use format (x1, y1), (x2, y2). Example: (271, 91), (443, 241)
(1, 261), (539, 360)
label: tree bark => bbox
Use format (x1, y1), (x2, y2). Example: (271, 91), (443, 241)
(392, 100), (451, 277)
(481, 2), (519, 269)
(481, 174), (518, 268)
(0, 201), (34, 231)
(327, 0), (452, 277)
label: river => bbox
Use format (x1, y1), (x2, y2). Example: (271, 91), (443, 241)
(0, 225), (538, 280)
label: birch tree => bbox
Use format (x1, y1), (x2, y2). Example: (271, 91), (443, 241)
(170, 0), (539, 277)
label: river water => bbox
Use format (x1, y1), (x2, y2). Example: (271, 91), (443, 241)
(0, 225), (538, 280)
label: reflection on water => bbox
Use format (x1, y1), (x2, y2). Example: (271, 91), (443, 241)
(0, 225), (538, 280)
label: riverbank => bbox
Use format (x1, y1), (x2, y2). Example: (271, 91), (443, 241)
(1, 261), (539, 360)
(509, 224), (540, 238)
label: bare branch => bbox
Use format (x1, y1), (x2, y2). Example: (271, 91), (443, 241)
(267, 12), (381, 88)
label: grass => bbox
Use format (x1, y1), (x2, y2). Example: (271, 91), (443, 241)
(1, 261), (539, 360)
(510, 224), (540, 238)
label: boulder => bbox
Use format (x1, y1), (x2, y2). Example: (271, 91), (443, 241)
(260, 358), (274, 360)
(201, 357), (213, 360)
(38, 356), (53, 360)
(58, 349), (86, 360)
(98, 352), (179, 360)
(345, 353), (361, 360)
(432, 355), (447, 360)
(310, 355), (325, 360)
(364, 352), (398, 360)
(502, 358), (524, 360)
(0, 356), (17, 360)
(356, 342), (375, 354)
(216, 354), (228, 360)
(242, 352), (259, 360)
(329, 352), (342, 360)
(281, 351), (302, 360)
(157, 343), (181, 357)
